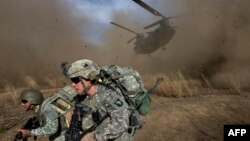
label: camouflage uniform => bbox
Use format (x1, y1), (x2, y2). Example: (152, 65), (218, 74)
(30, 86), (77, 141)
(30, 103), (59, 140)
(65, 59), (133, 141)
(80, 84), (132, 141)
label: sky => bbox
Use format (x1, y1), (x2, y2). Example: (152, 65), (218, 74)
(64, 0), (184, 46)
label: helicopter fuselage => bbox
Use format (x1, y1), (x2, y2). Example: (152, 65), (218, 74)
(134, 24), (175, 54)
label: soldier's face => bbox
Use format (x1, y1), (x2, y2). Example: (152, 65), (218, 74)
(21, 100), (35, 111)
(72, 78), (91, 95)
(72, 80), (84, 94)
(71, 77), (83, 94)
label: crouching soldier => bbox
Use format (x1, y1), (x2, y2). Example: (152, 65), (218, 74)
(17, 86), (77, 141)
(65, 59), (132, 141)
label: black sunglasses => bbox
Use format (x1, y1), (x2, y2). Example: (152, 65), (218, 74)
(71, 77), (82, 84)
(21, 100), (28, 104)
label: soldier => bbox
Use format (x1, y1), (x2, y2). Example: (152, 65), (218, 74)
(18, 86), (77, 141)
(65, 59), (132, 141)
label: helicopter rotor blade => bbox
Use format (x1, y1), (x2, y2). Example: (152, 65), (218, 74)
(143, 31), (153, 34)
(110, 22), (139, 35)
(143, 19), (163, 29)
(133, 0), (165, 18)
(127, 36), (137, 44)
(143, 15), (181, 29)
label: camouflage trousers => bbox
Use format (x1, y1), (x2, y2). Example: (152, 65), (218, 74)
(113, 132), (133, 141)
(81, 131), (132, 141)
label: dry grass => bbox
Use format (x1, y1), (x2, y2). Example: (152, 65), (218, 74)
(142, 70), (246, 97)
(44, 74), (58, 88)
(0, 76), (53, 105)
(2, 81), (19, 104)
(143, 71), (209, 97)
(213, 73), (241, 94)
(56, 76), (69, 86)
(43, 75), (69, 89)
(143, 71), (217, 97)
(201, 73), (213, 89)
(24, 75), (39, 89)
(0, 75), (68, 105)
(0, 71), (244, 105)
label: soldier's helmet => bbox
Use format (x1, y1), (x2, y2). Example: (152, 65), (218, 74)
(20, 89), (44, 105)
(67, 59), (100, 80)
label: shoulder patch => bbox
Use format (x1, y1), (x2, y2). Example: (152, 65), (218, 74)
(114, 98), (123, 107)
(108, 96), (128, 110)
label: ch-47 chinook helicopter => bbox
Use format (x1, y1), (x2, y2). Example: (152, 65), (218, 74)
(111, 0), (176, 55)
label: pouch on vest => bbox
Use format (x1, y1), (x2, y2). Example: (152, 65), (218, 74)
(135, 92), (151, 115)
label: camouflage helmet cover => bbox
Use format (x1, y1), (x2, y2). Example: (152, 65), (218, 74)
(67, 59), (100, 80)
(20, 89), (44, 105)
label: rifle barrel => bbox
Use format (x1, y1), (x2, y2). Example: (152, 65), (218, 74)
(148, 77), (164, 94)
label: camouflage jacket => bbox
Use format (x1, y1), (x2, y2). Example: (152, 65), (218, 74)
(30, 103), (59, 138)
(81, 84), (130, 141)
(30, 85), (77, 140)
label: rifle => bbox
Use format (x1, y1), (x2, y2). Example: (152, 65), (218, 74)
(74, 113), (108, 141)
(129, 77), (164, 133)
(65, 102), (109, 141)
(13, 116), (40, 141)
(135, 77), (164, 109)
(65, 100), (92, 141)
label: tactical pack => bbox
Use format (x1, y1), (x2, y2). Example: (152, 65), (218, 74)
(41, 86), (77, 130)
(99, 65), (151, 116)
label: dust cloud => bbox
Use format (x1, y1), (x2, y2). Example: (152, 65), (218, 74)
(0, 0), (250, 89)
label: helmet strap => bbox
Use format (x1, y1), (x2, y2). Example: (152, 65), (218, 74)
(81, 80), (92, 95)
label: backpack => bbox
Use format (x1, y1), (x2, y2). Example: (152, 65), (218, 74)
(41, 86), (77, 130)
(99, 65), (151, 116)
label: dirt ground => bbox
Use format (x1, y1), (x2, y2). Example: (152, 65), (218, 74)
(0, 91), (249, 141)
(134, 93), (250, 141)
